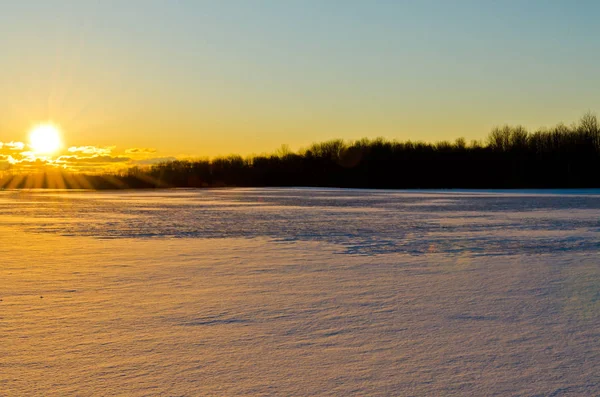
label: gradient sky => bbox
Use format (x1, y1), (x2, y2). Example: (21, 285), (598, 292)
(1, 0), (600, 167)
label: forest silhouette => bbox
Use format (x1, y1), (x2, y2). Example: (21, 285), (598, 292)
(3, 112), (600, 189)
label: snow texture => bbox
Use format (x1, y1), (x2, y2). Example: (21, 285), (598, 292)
(1, 188), (599, 396)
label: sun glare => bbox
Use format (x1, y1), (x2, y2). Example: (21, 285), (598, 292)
(29, 124), (62, 155)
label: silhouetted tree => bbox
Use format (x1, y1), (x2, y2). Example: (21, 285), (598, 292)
(3, 112), (600, 190)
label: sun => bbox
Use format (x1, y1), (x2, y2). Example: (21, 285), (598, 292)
(29, 124), (63, 155)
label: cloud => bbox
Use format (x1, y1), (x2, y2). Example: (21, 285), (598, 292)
(131, 157), (177, 165)
(125, 147), (157, 154)
(67, 146), (114, 155)
(56, 155), (131, 165)
(0, 143), (141, 173)
(11, 157), (47, 165)
(1, 142), (25, 151)
(55, 155), (131, 172)
(0, 140), (181, 173)
(0, 151), (37, 164)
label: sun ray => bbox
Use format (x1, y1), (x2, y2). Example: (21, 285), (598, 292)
(72, 174), (94, 190)
(54, 172), (67, 190)
(133, 172), (169, 188)
(6, 174), (24, 189)
(0, 174), (14, 189)
(100, 174), (130, 189)
(61, 172), (80, 189)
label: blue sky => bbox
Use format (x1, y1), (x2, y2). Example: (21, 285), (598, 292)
(1, 0), (599, 157)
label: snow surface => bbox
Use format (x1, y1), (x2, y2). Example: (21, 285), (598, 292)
(1, 188), (599, 396)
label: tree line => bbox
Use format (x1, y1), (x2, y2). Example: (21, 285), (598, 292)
(3, 112), (600, 189)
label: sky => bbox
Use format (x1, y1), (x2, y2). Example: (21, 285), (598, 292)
(1, 0), (600, 171)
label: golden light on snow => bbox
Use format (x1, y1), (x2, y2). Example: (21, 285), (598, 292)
(29, 123), (62, 155)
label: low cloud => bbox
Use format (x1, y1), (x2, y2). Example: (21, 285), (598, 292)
(0, 140), (180, 173)
(131, 157), (177, 165)
(56, 155), (131, 165)
(1, 151), (37, 164)
(1, 142), (25, 151)
(125, 147), (157, 154)
(67, 146), (114, 155)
